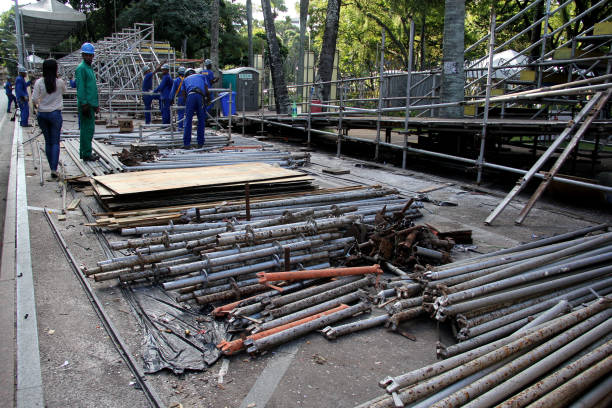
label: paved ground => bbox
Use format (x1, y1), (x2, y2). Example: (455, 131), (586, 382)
(1, 104), (610, 407)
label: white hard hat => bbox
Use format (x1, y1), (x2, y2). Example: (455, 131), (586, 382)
(195, 68), (203, 74)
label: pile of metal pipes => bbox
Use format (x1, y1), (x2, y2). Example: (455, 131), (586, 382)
(84, 188), (421, 291)
(359, 297), (612, 408)
(104, 130), (230, 148)
(215, 271), (382, 355)
(418, 224), (612, 359)
(62, 139), (126, 178)
(123, 150), (311, 171)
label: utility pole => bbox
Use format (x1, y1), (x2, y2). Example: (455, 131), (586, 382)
(13, 0), (24, 67)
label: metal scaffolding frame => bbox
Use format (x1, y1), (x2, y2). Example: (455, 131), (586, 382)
(58, 23), (176, 122)
(251, 0), (612, 217)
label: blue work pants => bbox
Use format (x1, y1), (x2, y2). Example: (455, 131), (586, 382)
(18, 98), (29, 126)
(161, 98), (171, 124)
(6, 94), (17, 112)
(37, 110), (63, 171)
(177, 97), (185, 130)
(183, 93), (205, 147)
(143, 95), (153, 124)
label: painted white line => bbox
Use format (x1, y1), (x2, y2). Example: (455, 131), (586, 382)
(239, 342), (300, 408)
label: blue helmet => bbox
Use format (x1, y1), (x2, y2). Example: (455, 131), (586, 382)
(81, 42), (95, 54)
(18, 65), (26, 73)
(178, 66), (186, 75)
(161, 64), (170, 70)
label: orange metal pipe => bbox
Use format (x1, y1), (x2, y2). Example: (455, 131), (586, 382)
(212, 296), (257, 317)
(257, 265), (383, 283)
(217, 304), (349, 355)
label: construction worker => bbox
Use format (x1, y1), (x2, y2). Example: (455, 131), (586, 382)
(68, 74), (76, 89)
(75, 42), (100, 161)
(4, 77), (17, 113)
(170, 66), (186, 130)
(141, 61), (164, 124)
(15, 66), (32, 127)
(182, 68), (209, 148)
(154, 63), (173, 124)
(203, 58), (218, 87)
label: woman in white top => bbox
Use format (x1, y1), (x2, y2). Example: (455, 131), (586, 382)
(32, 58), (67, 178)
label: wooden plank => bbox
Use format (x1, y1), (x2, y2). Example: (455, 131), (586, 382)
(417, 183), (454, 194)
(92, 163), (310, 195)
(66, 198), (81, 211)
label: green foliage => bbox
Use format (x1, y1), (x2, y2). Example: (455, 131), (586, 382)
(0, 9), (18, 76)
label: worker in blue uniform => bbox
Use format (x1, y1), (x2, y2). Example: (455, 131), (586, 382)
(154, 63), (173, 124)
(170, 66), (186, 130)
(182, 68), (210, 149)
(15, 66), (32, 127)
(4, 77), (17, 113)
(203, 59), (218, 114)
(141, 61), (163, 124)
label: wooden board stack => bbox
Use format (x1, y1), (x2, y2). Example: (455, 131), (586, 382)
(90, 162), (316, 210)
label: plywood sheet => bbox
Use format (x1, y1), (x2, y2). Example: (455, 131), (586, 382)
(92, 163), (311, 195)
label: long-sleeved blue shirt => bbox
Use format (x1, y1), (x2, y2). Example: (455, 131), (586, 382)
(202, 69), (215, 88)
(154, 72), (173, 100)
(142, 72), (153, 92)
(170, 76), (185, 103)
(4, 81), (13, 95)
(15, 76), (30, 99)
(183, 74), (208, 94)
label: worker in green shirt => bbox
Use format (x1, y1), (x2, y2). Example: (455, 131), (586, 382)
(75, 42), (100, 161)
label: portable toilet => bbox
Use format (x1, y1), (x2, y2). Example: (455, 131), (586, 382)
(221, 67), (260, 111)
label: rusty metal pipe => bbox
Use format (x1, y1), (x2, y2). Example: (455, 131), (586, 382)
(375, 303), (612, 408)
(425, 233), (607, 280)
(386, 297), (423, 315)
(470, 334), (612, 408)
(435, 302), (608, 408)
(567, 366), (612, 408)
(263, 277), (373, 319)
(519, 354), (612, 408)
(163, 239), (323, 290)
(380, 299), (609, 395)
(246, 301), (372, 354)
(444, 242), (612, 300)
(262, 276), (361, 310)
(321, 314), (389, 340)
(460, 282), (612, 340)
(253, 290), (367, 333)
(435, 264), (612, 320)
(257, 265), (383, 283)
(458, 276), (612, 329)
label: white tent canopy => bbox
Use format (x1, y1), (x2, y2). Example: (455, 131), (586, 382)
(20, 0), (86, 53)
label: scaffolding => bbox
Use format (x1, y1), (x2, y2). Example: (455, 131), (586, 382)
(58, 23), (176, 122)
(249, 0), (612, 224)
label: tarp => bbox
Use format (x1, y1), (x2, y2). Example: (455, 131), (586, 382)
(121, 285), (227, 374)
(20, 0), (85, 53)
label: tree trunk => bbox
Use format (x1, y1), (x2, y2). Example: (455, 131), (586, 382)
(529, 0), (544, 59)
(210, 0), (219, 74)
(247, 0), (253, 66)
(261, 0), (291, 114)
(419, 13), (426, 71)
(439, 0), (465, 118)
(316, 0), (341, 105)
(297, 0), (309, 96)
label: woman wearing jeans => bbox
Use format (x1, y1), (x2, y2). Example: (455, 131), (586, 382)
(32, 59), (67, 178)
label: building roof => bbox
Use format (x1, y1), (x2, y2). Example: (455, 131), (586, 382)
(20, 0), (86, 53)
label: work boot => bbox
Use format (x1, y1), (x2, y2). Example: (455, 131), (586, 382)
(197, 144), (204, 149)
(183, 145), (192, 150)
(50, 171), (58, 179)
(83, 153), (100, 161)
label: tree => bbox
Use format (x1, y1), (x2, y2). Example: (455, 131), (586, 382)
(261, 0), (291, 113)
(211, 0), (219, 72)
(247, 0), (253, 66)
(0, 10), (17, 76)
(439, 0), (465, 118)
(315, 0), (341, 104)
(297, 0), (309, 94)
